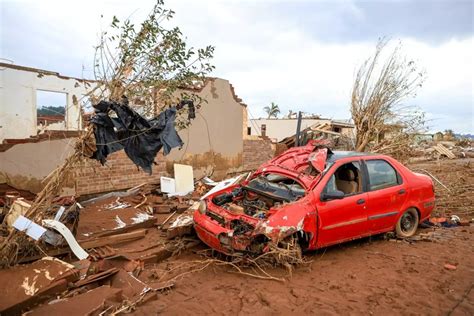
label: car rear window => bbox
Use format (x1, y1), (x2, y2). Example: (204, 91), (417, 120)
(366, 159), (400, 190)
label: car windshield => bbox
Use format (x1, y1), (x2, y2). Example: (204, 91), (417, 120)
(245, 173), (305, 202)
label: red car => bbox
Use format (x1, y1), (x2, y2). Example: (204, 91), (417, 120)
(193, 141), (435, 255)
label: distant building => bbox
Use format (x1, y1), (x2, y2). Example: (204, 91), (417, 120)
(249, 118), (355, 142)
(433, 132), (444, 141)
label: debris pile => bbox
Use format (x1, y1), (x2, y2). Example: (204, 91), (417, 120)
(0, 98), (196, 269)
(411, 139), (474, 162)
(0, 171), (206, 314)
(410, 158), (474, 219)
(279, 122), (353, 151)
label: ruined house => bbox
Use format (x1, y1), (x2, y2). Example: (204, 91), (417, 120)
(249, 117), (354, 141)
(0, 63), (274, 196)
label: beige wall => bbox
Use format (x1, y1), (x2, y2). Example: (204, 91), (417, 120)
(0, 138), (76, 193)
(0, 63), (97, 141)
(166, 78), (246, 179)
(0, 63), (249, 192)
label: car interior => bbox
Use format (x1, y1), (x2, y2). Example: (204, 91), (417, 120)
(325, 162), (363, 195)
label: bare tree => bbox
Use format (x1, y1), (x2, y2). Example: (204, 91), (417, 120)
(351, 39), (426, 159)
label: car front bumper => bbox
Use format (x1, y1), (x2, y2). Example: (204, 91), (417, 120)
(193, 209), (266, 254)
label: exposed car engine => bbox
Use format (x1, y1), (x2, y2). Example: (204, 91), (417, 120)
(211, 173), (305, 219)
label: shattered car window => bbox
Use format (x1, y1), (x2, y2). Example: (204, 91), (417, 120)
(324, 174), (338, 194)
(245, 174), (305, 202)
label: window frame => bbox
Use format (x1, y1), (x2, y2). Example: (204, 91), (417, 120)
(321, 160), (366, 197)
(362, 158), (403, 192)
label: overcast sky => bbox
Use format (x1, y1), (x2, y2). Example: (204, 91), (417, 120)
(1, 0), (473, 133)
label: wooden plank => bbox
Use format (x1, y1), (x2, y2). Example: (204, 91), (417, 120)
(18, 230), (147, 263)
(85, 218), (156, 238)
(312, 128), (341, 136)
(79, 229), (147, 249)
(433, 144), (455, 159)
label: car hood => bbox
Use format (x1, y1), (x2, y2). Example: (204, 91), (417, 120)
(254, 140), (330, 189)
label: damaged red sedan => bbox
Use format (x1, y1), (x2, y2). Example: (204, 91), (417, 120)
(193, 141), (435, 255)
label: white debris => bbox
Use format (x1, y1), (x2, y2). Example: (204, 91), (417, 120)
(200, 175), (243, 200)
(131, 212), (154, 224)
(114, 216), (127, 229)
(21, 275), (39, 296)
(13, 215), (47, 240)
(42, 220), (89, 260)
(169, 215), (194, 229)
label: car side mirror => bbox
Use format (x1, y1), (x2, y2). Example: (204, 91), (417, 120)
(321, 190), (345, 201)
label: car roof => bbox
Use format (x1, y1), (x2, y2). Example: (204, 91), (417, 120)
(327, 150), (377, 162)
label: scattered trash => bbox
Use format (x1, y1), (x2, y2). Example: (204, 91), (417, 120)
(200, 175), (244, 200)
(42, 219), (89, 260)
(12, 215), (47, 240)
(160, 176), (176, 193)
(429, 216), (461, 228)
(5, 199), (31, 228)
(444, 263), (457, 271)
(53, 206), (66, 221)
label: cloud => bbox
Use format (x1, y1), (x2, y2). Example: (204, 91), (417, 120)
(1, 0), (473, 133)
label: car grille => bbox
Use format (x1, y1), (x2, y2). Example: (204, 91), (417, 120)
(206, 211), (225, 226)
(230, 219), (254, 235)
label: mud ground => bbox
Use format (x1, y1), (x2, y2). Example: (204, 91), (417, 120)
(132, 159), (474, 315)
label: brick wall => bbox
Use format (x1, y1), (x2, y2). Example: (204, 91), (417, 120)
(242, 138), (275, 171)
(74, 151), (167, 195)
(74, 139), (274, 195)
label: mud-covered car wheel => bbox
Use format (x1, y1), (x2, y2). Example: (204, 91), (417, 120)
(396, 208), (419, 238)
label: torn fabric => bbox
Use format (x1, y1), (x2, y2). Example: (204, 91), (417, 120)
(90, 98), (194, 174)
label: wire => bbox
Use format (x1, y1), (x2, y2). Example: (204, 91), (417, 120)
(247, 107), (261, 135)
(192, 109), (215, 176)
(180, 127), (190, 160)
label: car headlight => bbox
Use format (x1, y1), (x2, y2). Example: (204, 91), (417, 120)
(218, 233), (231, 246)
(198, 200), (207, 214)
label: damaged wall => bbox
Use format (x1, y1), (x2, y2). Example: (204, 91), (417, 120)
(242, 137), (275, 171)
(74, 151), (167, 196)
(166, 78), (247, 179)
(0, 62), (96, 141)
(0, 138), (76, 193)
(0, 137), (167, 196)
(1, 62), (274, 195)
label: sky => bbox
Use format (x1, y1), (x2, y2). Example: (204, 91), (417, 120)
(1, 0), (473, 133)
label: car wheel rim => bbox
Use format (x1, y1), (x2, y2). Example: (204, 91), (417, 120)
(401, 213), (415, 233)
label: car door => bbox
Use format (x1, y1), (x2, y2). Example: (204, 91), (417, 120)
(363, 158), (408, 233)
(314, 160), (369, 247)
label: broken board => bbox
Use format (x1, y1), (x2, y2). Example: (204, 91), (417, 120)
(173, 164), (194, 193)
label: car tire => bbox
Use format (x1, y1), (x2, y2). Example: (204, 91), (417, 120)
(396, 208), (419, 238)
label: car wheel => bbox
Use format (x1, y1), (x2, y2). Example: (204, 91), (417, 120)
(396, 208), (419, 238)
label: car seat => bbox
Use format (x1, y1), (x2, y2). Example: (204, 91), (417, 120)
(336, 168), (358, 194)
